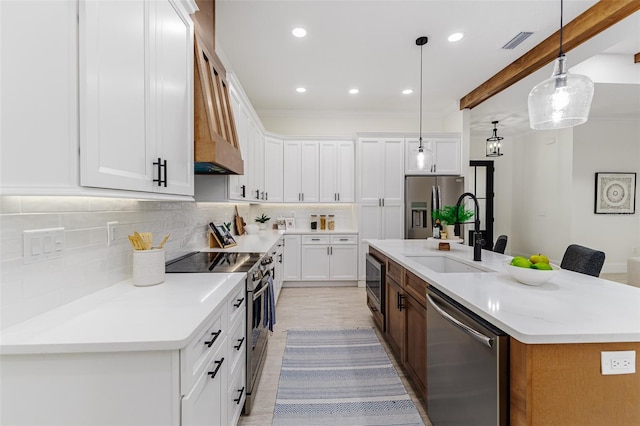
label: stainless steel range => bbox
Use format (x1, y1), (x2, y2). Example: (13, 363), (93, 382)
(166, 251), (275, 415)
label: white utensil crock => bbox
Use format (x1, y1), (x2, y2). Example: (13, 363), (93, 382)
(133, 249), (165, 286)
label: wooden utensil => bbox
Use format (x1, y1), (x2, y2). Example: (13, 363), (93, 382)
(139, 232), (153, 250)
(234, 205), (245, 235)
(128, 235), (142, 250)
(133, 231), (146, 250)
(156, 233), (170, 249)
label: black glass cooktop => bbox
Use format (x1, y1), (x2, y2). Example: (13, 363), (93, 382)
(166, 251), (264, 274)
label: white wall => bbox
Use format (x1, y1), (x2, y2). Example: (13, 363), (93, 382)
(470, 116), (639, 272)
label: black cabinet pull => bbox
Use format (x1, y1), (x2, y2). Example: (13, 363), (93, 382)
(255, 189), (260, 200)
(265, 192), (268, 200)
(234, 386), (245, 404)
(234, 337), (245, 351)
(233, 297), (245, 308)
(204, 329), (222, 348)
(153, 158), (167, 187)
(278, 253), (282, 263)
(208, 357), (224, 379)
(241, 185), (246, 198)
(397, 292), (404, 311)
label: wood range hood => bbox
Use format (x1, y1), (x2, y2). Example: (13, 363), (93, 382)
(192, 0), (243, 175)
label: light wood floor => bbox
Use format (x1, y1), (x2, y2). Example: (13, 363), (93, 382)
(238, 286), (432, 426)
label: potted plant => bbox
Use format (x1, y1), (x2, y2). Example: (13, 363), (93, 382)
(255, 213), (271, 230)
(432, 205), (475, 238)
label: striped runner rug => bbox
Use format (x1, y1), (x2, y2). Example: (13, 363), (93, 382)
(272, 328), (424, 425)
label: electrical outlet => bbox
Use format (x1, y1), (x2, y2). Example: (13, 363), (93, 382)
(107, 222), (118, 246)
(23, 228), (64, 263)
(601, 350), (636, 375)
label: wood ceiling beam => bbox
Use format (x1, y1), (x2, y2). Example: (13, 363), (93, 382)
(635, 52), (640, 63)
(460, 0), (640, 110)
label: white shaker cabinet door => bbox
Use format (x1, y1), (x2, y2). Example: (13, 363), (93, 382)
(432, 137), (460, 175)
(300, 141), (319, 202)
(330, 244), (358, 280)
(319, 141), (338, 202)
(264, 136), (284, 202)
(283, 235), (301, 280)
(301, 245), (330, 280)
(283, 141), (302, 202)
(381, 138), (405, 203)
(228, 85), (250, 200)
(151, 0), (194, 196)
(336, 140), (355, 202)
(80, 0), (151, 192)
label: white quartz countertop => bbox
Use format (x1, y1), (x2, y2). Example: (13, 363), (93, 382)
(367, 239), (640, 344)
(0, 273), (246, 355)
(284, 229), (358, 235)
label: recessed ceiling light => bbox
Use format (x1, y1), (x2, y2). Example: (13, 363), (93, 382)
(349, 89), (359, 94)
(448, 32), (464, 42)
(292, 28), (307, 38)
(296, 87), (306, 93)
(402, 89), (413, 95)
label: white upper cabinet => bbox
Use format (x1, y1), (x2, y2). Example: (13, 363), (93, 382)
(405, 135), (461, 175)
(283, 141), (319, 202)
(264, 136), (284, 202)
(358, 137), (404, 204)
(319, 140), (354, 202)
(228, 84), (250, 200)
(1, 0), (79, 193)
(80, 0), (194, 196)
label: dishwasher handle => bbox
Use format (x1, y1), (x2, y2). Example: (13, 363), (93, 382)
(426, 294), (494, 348)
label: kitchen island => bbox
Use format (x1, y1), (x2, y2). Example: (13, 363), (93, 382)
(366, 238), (640, 425)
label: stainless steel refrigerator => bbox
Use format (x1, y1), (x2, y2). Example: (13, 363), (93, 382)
(405, 176), (465, 239)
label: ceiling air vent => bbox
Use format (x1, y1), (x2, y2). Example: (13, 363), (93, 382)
(502, 32), (533, 50)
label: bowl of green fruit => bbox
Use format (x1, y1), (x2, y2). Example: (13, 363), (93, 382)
(503, 254), (560, 286)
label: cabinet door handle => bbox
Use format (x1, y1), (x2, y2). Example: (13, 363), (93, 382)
(255, 190), (260, 200)
(302, 193), (304, 201)
(234, 386), (245, 404)
(153, 158), (167, 187)
(208, 357), (225, 379)
(298, 193), (301, 201)
(339, 238), (348, 241)
(330, 246), (333, 255)
(278, 253), (282, 263)
(397, 292), (404, 311)
(204, 329), (222, 348)
(233, 297), (245, 308)
(382, 198), (385, 207)
(234, 337), (245, 351)
(265, 192), (268, 201)
(338, 193), (340, 201)
(327, 247), (330, 255)
(311, 238), (320, 241)
(241, 185), (246, 198)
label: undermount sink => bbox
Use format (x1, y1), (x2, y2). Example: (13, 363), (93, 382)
(405, 255), (489, 273)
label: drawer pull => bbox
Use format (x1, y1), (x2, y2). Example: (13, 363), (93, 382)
(234, 337), (245, 351)
(234, 386), (245, 404)
(311, 238), (320, 241)
(233, 297), (245, 308)
(339, 238), (348, 241)
(208, 357), (224, 379)
(204, 329), (222, 348)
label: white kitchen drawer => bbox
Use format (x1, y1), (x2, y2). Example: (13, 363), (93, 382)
(330, 235), (357, 244)
(227, 361), (247, 426)
(301, 235), (330, 244)
(228, 311), (246, 376)
(227, 284), (246, 327)
(181, 305), (226, 394)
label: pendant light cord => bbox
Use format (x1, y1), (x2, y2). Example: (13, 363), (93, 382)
(559, 0), (564, 56)
(419, 43), (423, 148)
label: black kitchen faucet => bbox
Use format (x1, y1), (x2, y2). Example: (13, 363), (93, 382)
(454, 192), (484, 261)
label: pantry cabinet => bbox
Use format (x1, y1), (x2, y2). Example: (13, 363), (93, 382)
(405, 136), (461, 175)
(356, 136), (405, 279)
(80, 0), (194, 196)
(319, 141), (355, 202)
(283, 141), (320, 203)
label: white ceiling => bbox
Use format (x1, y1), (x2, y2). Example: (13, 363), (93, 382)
(215, 1), (640, 135)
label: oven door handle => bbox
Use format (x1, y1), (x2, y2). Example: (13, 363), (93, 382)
(426, 294), (493, 348)
(252, 283), (270, 300)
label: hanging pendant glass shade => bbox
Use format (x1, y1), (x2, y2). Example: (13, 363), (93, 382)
(528, 55), (594, 130)
(415, 138), (433, 170)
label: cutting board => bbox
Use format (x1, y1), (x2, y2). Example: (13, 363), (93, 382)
(234, 205), (246, 235)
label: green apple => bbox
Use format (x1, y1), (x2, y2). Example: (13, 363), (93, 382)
(511, 256), (532, 268)
(531, 262), (553, 270)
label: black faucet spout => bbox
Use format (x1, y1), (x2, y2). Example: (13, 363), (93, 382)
(454, 192), (483, 261)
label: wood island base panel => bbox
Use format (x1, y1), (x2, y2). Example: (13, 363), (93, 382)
(510, 339), (640, 426)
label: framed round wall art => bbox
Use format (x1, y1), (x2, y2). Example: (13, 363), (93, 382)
(594, 172), (637, 214)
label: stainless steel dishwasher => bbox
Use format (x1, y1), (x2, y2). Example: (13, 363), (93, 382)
(426, 286), (508, 426)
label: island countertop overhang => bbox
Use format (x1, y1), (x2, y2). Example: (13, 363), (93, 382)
(366, 239), (640, 344)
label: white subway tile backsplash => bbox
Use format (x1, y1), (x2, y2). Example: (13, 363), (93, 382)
(0, 196), (357, 329)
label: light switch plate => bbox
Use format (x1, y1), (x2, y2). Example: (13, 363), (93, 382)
(23, 228), (64, 263)
(601, 350), (636, 375)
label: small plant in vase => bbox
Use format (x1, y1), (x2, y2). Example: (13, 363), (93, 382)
(432, 205), (474, 238)
(255, 213), (271, 230)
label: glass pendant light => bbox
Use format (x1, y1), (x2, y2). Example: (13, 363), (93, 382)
(486, 121), (504, 157)
(415, 36), (432, 171)
(528, 0), (594, 130)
